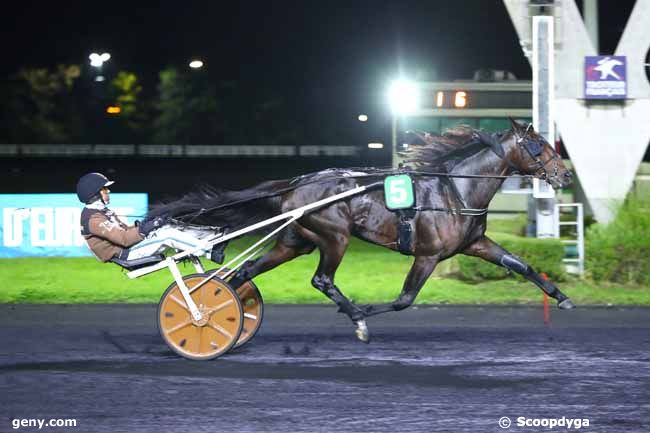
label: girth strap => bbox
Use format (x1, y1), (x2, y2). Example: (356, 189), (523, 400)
(396, 208), (416, 255)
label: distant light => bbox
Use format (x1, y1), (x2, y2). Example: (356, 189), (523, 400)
(454, 91), (467, 108)
(388, 79), (419, 115)
(95, 75), (105, 82)
(189, 60), (204, 69)
(402, 143), (409, 149)
(358, 114), (368, 122)
(436, 91), (444, 107)
(89, 52), (111, 67)
(106, 106), (121, 114)
(368, 142), (384, 149)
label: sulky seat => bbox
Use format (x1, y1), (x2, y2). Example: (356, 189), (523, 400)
(111, 254), (166, 271)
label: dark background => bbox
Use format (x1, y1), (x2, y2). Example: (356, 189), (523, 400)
(0, 1), (641, 199)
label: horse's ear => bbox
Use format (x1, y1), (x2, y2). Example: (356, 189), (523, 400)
(509, 117), (524, 132)
(473, 130), (505, 159)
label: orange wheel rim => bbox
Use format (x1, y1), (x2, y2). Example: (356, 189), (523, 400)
(158, 276), (242, 360)
(235, 281), (264, 348)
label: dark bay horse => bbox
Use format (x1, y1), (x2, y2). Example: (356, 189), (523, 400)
(150, 119), (575, 341)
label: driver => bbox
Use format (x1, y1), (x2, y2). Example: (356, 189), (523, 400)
(77, 172), (221, 263)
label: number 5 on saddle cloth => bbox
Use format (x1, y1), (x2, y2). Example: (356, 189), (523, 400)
(384, 175), (416, 255)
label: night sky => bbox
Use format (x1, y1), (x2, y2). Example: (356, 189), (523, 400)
(0, 0), (639, 136)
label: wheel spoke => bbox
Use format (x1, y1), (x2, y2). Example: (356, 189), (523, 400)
(169, 293), (187, 309)
(208, 322), (233, 339)
(196, 326), (203, 353)
(206, 299), (234, 315)
(244, 313), (257, 320)
(237, 285), (251, 297)
(165, 318), (193, 335)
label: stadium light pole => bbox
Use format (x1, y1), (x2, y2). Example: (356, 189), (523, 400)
(387, 79), (419, 167)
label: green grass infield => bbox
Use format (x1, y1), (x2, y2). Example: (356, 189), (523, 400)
(1, 236), (648, 305)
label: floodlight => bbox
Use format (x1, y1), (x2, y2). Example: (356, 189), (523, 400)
(388, 79), (419, 115)
(358, 114), (368, 122)
(89, 52), (111, 67)
(189, 60), (204, 69)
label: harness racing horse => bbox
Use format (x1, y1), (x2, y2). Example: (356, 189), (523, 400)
(149, 118), (575, 342)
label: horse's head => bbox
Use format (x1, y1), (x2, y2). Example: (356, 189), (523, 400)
(504, 118), (573, 189)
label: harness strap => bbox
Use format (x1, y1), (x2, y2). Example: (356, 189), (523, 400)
(396, 209), (416, 255)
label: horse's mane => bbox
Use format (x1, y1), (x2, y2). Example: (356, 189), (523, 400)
(399, 125), (499, 172)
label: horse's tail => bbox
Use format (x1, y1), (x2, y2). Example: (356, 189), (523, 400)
(147, 179), (288, 231)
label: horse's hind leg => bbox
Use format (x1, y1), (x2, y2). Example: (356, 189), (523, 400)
(360, 255), (439, 317)
(463, 236), (575, 309)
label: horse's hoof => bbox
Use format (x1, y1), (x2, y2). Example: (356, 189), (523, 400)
(558, 299), (576, 310)
(355, 320), (370, 344)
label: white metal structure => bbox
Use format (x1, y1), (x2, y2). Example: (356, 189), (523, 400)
(531, 16), (556, 240)
(504, 0), (650, 223)
(554, 203), (584, 276)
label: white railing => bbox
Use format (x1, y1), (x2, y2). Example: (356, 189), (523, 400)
(554, 203), (584, 276)
(0, 144), (360, 157)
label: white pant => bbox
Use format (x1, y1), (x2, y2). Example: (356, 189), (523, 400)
(125, 226), (215, 260)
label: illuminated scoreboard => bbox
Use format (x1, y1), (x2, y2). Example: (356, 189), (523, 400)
(398, 80), (533, 134)
(427, 88), (531, 110)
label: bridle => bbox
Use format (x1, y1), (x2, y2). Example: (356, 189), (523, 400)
(513, 124), (562, 183)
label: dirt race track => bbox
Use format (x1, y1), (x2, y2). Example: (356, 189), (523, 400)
(0, 304), (649, 433)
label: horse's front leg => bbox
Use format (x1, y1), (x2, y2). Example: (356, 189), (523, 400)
(463, 236), (575, 309)
(361, 255), (439, 317)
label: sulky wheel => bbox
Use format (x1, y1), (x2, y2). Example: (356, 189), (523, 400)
(158, 273), (243, 361)
(207, 268), (264, 349)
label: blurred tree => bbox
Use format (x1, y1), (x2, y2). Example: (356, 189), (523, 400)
(153, 66), (222, 145)
(252, 94), (305, 146)
(107, 71), (149, 140)
(111, 71), (143, 126)
(153, 67), (305, 146)
(1, 65), (84, 143)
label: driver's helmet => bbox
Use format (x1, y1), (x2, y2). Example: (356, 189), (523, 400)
(76, 172), (114, 203)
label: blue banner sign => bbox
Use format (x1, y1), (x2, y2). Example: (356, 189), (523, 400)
(584, 55), (627, 99)
(0, 194), (148, 258)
